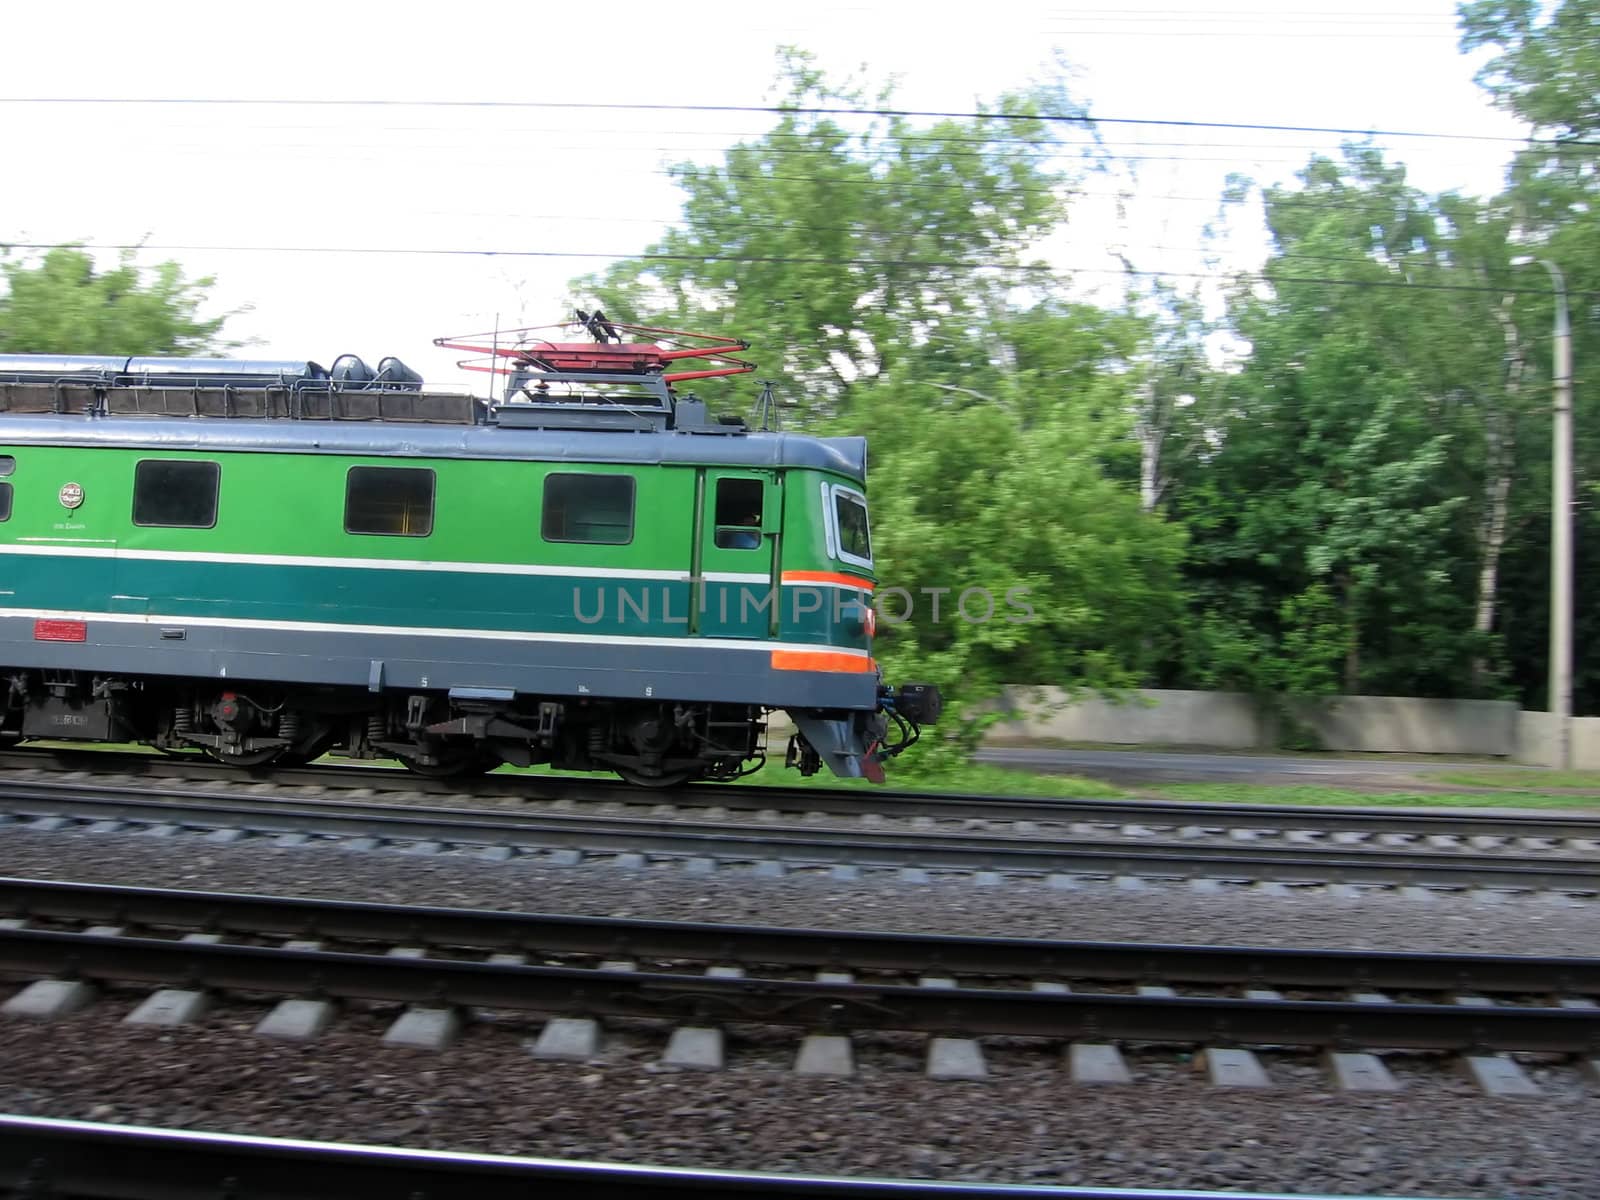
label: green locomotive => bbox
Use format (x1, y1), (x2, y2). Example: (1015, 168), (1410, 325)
(0, 318), (938, 784)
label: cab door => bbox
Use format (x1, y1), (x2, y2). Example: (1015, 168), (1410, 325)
(694, 470), (777, 639)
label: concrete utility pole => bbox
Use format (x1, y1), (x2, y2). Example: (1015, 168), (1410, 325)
(1514, 256), (1573, 769)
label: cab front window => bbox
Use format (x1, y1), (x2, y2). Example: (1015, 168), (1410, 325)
(829, 485), (872, 570)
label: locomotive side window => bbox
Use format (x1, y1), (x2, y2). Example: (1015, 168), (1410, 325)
(0, 483), (10, 522)
(713, 478), (763, 550)
(133, 460), (220, 528)
(543, 473), (634, 545)
(345, 466), (435, 537)
(831, 486), (872, 569)
(0, 456), (13, 475)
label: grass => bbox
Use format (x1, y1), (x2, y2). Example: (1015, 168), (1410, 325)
(1427, 768), (1600, 791)
(980, 738), (1507, 763)
(741, 761), (1127, 799)
(2, 738), (1124, 798)
(1149, 782), (1600, 810)
(11, 739), (157, 756)
(39, 738), (1597, 807)
(481, 755), (1127, 798)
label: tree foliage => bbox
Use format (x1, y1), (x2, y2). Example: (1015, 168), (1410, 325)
(859, 312), (1188, 766)
(576, 48), (1091, 426)
(1176, 149), (1538, 699)
(1457, 0), (1600, 713)
(0, 246), (226, 356)
(1170, 0), (1600, 713)
(1459, 0), (1600, 136)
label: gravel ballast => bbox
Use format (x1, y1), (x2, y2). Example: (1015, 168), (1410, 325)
(0, 824), (1595, 1198)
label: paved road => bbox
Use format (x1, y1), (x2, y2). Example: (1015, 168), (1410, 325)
(975, 746), (1524, 784)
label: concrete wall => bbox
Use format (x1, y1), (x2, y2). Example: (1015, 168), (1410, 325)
(987, 685), (1591, 763)
(1515, 711), (1600, 769)
(769, 684), (1593, 764)
(990, 687), (1260, 749)
(1287, 695), (1517, 756)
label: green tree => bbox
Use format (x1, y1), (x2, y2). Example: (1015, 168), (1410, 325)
(1459, 0), (1600, 713)
(1178, 148), (1526, 700)
(0, 245), (226, 355)
(575, 48), (1091, 426)
(1459, 0), (1600, 136)
(858, 308), (1188, 768)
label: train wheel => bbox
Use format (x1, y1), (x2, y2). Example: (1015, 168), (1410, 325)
(275, 731), (339, 768)
(613, 766), (698, 789)
(204, 745), (287, 769)
(396, 745), (495, 779)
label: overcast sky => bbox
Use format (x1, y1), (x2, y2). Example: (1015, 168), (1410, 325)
(2, 0), (1528, 390)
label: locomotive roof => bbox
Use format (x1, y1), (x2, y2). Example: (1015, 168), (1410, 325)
(0, 413), (868, 482)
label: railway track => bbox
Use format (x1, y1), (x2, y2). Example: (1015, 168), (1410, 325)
(9, 748), (1600, 832)
(1, 877), (1596, 1064)
(0, 772), (1597, 893)
(0, 1115), (1422, 1200)
(8, 744), (1600, 844)
(4, 877), (1597, 995)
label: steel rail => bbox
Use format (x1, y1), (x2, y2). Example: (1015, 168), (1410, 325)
(0, 1115), (1453, 1200)
(0, 927), (1595, 1052)
(0, 778), (1596, 890)
(7, 745), (1600, 840)
(3, 877), (1598, 995)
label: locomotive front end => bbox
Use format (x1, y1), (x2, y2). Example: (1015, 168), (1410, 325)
(772, 461), (942, 782)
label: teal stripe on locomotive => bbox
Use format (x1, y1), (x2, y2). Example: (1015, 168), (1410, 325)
(0, 551), (869, 647)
